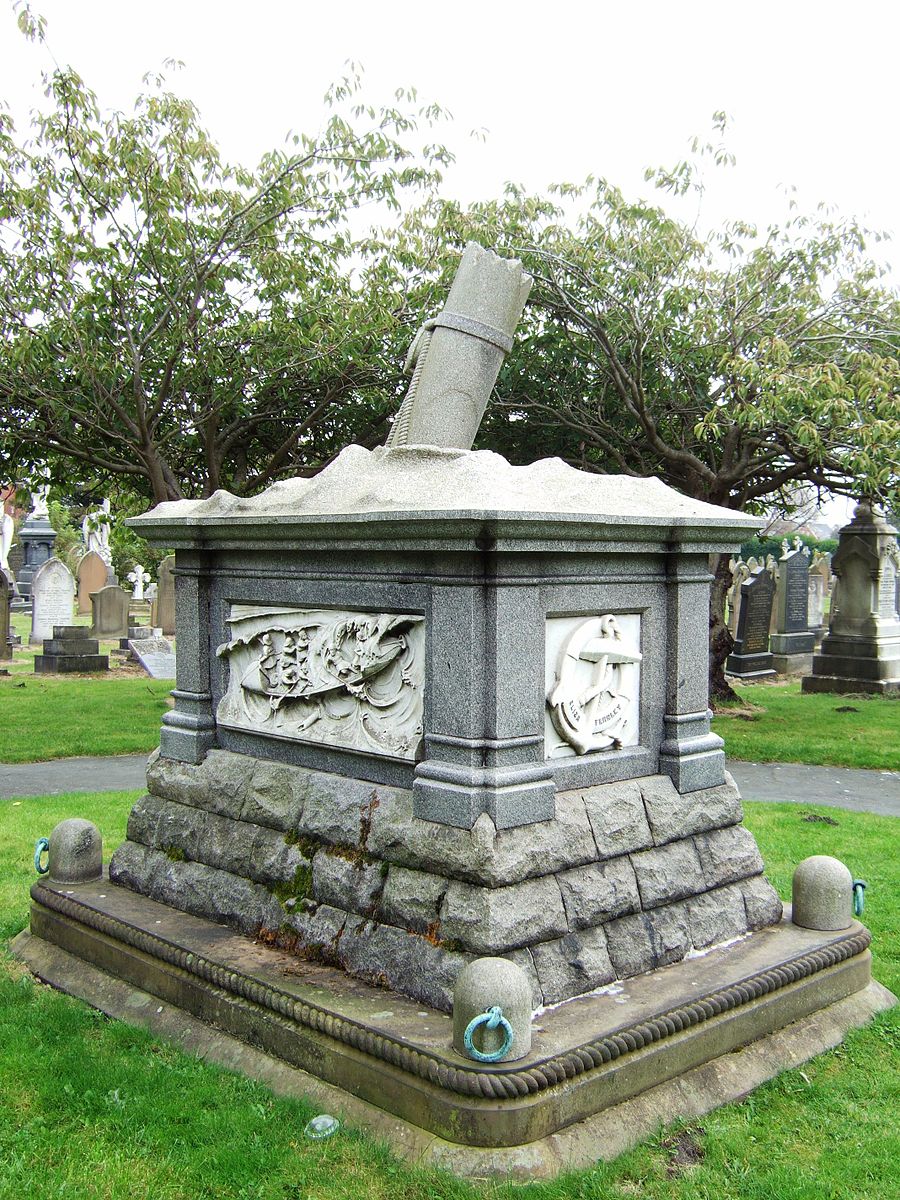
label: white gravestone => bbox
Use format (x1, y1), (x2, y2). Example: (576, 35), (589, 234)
(30, 558), (75, 644)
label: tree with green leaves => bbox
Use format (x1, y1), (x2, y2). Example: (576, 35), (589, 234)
(0, 18), (449, 502)
(392, 140), (900, 695)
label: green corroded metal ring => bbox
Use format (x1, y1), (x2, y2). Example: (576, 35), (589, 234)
(464, 1005), (514, 1063)
(34, 837), (50, 875)
(853, 879), (867, 917)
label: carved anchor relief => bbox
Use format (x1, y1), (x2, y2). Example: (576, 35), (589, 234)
(547, 615), (642, 755)
(216, 607), (425, 760)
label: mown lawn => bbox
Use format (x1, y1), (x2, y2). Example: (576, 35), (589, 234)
(713, 681), (900, 771)
(0, 792), (897, 1199)
(0, 675), (171, 762)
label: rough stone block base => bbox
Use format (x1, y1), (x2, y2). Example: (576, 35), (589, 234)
(772, 652), (814, 676)
(802, 675), (900, 696)
(107, 750), (782, 1010)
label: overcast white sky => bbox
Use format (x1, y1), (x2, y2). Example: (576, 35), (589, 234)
(3, 0), (895, 523)
(3, 0), (898, 253)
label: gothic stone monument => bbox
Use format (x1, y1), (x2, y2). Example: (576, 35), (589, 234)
(803, 502), (900, 696)
(15, 245), (891, 1176)
(770, 542), (815, 675)
(15, 491), (57, 604)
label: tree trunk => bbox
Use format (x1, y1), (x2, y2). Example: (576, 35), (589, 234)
(709, 552), (739, 704)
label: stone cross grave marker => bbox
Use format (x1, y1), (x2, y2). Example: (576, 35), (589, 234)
(76, 551), (109, 614)
(30, 557), (75, 644)
(127, 564), (151, 601)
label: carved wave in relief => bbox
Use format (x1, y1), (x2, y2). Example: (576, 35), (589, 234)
(216, 606), (425, 760)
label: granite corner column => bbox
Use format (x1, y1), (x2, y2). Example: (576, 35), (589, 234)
(412, 575), (555, 830)
(159, 551), (217, 764)
(658, 552), (725, 793)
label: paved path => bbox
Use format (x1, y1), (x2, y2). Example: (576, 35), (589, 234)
(2, 753), (899, 817)
(0, 754), (150, 798)
(727, 760), (900, 818)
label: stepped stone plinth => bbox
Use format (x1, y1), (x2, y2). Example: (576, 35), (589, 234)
(34, 625), (109, 674)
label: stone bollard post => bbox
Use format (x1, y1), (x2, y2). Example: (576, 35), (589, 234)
(452, 957), (532, 1063)
(45, 819), (103, 884)
(791, 855), (853, 930)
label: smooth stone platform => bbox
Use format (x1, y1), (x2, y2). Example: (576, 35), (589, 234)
(14, 873), (891, 1172)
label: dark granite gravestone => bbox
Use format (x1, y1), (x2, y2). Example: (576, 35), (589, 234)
(804, 502), (900, 695)
(770, 547), (815, 674)
(726, 567), (776, 679)
(0, 571), (10, 661)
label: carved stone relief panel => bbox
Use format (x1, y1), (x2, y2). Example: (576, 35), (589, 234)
(216, 605), (425, 760)
(545, 614), (642, 758)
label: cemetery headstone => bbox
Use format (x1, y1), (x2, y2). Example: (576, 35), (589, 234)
(155, 554), (176, 636)
(34, 625), (109, 673)
(770, 544), (815, 674)
(128, 633), (175, 679)
(91, 584), (130, 640)
(726, 564), (776, 679)
(803, 502), (900, 695)
(808, 551), (830, 647)
(0, 571), (10, 661)
(76, 550), (109, 614)
(726, 557), (750, 636)
(29, 558), (75, 644)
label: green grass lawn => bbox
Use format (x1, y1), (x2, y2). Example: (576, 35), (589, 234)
(1, 792), (897, 1199)
(713, 681), (900, 770)
(0, 675), (171, 762)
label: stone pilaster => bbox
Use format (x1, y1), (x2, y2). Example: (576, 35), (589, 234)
(658, 554), (725, 792)
(159, 553), (216, 763)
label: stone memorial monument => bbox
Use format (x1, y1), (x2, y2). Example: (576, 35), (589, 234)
(725, 563), (776, 680)
(803, 502), (900, 695)
(34, 625), (109, 673)
(82, 498), (115, 581)
(127, 563), (151, 601)
(154, 554), (176, 635)
(90, 584), (130, 640)
(770, 542), (815, 674)
(725, 556), (750, 637)
(29, 557), (75, 645)
(0, 570), (10, 661)
(808, 550), (830, 647)
(15, 485), (57, 603)
(76, 550), (109, 615)
(15, 244), (892, 1176)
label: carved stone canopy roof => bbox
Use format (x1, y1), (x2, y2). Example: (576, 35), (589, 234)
(129, 445), (760, 553)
